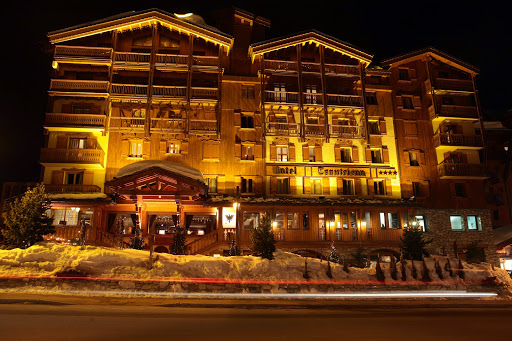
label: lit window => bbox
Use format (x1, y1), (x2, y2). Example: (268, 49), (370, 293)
(450, 215), (464, 231)
(305, 85), (317, 104)
(415, 215), (427, 232)
(241, 144), (254, 160)
(287, 212), (299, 229)
(318, 211), (326, 240)
(409, 152), (419, 166)
(69, 138), (87, 149)
(374, 180), (386, 195)
(130, 141), (143, 158)
(340, 148), (352, 163)
(310, 179), (322, 195)
(342, 179), (354, 195)
(277, 178), (290, 194)
(50, 208), (79, 226)
(309, 146), (316, 162)
(276, 146), (288, 161)
(206, 178), (217, 193)
(388, 213), (399, 229)
(241, 113), (254, 128)
(167, 143), (180, 154)
(275, 211), (285, 229)
(243, 212), (261, 230)
(274, 84), (286, 102)
(467, 215), (481, 231)
(379, 212), (386, 229)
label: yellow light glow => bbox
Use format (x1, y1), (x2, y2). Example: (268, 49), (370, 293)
(52, 61), (59, 69)
(175, 13), (194, 18)
(272, 221), (277, 228)
(361, 221), (366, 228)
(233, 202), (239, 209)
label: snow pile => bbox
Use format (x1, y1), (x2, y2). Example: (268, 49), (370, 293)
(115, 160), (205, 183)
(0, 243), (510, 288)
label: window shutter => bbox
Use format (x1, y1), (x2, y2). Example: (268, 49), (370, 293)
(270, 177), (277, 194)
(304, 177), (311, 194)
(254, 113), (262, 127)
(86, 139), (96, 149)
(121, 140), (129, 157)
(290, 177), (296, 195)
(52, 170), (64, 184)
(181, 141), (189, 154)
(386, 180), (392, 196)
(413, 96), (421, 109)
(83, 171), (94, 185)
(403, 151), (410, 165)
(379, 119), (387, 135)
(322, 178), (330, 195)
(143, 141), (151, 158)
(352, 146), (359, 163)
(365, 147), (372, 163)
(421, 181), (430, 197)
(270, 144), (277, 160)
(355, 178), (362, 196)
(217, 176), (225, 193)
(382, 146), (390, 164)
(159, 140), (167, 154)
(254, 143), (263, 159)
(419, 151), (426, 165)
(396, 96), (403, 108)
(57, 136), (68, 148)
(315, 146), (323, 162)
(367, 179), (374, 196)
(234, 112), (241, 127)
(235, 143), (241, 159)
(289, 144), (296, 162)
(334, 145), (341, 162)
(303, 145), (310, 162)
(402, 182), (413, 198)
(337, 178), (343, 195)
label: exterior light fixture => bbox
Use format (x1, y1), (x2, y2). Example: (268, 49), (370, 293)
(361, 221), (366, 228)
(233, 202), (240, 209)
(272, 221), (277, 228)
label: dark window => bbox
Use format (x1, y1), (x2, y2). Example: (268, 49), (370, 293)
(438, 71), (449, 78)
(412, 182), (421, 197)
(409, 152), (419, 166)
(442, 97), (454, 105)
(302, 212), (309, 230)
(403, 97), (414, 109)
(241, 85), (255, 99)
(454, 183), (466, 197)
(399, 69), (410, 80)
(241, 178), (253, 193)
(277, 178), (290, 194)
(374, 180), (385, 195)
(368, 121), (380, 134)
(66, 172), (83, 185)
(343, 179), (354, 195)
(241, 114), (254, 128)
(493, 210), (500, 220)
(366, 93), (378, 105)
(371, 150), (383, 163)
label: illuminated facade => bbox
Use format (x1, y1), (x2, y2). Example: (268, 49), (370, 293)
(39, 8), (496, 262)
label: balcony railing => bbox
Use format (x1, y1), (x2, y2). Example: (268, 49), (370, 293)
(155, 54), (188, 67)
(45, 113), (105, 128)
(303, 93), (323, 105)
(54, 45), (112, 60)
(329, 124), (363, 138)
(324, 64), (359, 76)
(110, 83), (148, 96)
(192, 56), (219, 68)
(431, 105), (478, 119)
(305, 123), (325, 136)
(189, 120), (217, 133)
(265, 90), (299, 104)
(191, 87), (218, 100)
(108, 117), (145, 131)
(50, 79), (109, 94)
(434, 78), (474, 92)
(266, 122), (300, 136)
(326, 94), (363, 107)
(41, 148), (104, 166)
(44, 184), (101, 193)
(437, 163), (487, 178)
(152, 85), (186, 98)
(150, 118), (186, 133)
(264, 60), (298, 72)
(433, 133), (483, 148)
(114, 52), (151, 65)
(301, 62), (321, 73)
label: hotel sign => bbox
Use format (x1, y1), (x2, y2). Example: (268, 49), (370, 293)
(314, 167), (367, 177)
(267, 165), (397, 179)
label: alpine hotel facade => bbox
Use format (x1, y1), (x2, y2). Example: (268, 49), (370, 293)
(39, 8), (496, 262)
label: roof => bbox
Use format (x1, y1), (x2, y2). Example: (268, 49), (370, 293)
(249, 30), (373, 64)
(48, 8), (233, 50)
(115, 160), (205, 183)
(381, 47), (479, 75)
(494, 224), (512, 247)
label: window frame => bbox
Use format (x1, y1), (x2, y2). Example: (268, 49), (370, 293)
(450, 215), (464, 231)
(241, 113), (255, 128)
(467, 215), (482, 231)
(402, 96), (414, 109)
(276, 145), (288, 161)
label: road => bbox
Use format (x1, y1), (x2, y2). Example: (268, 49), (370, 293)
(0, 303), (510, 340)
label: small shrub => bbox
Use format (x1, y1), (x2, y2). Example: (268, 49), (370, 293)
(376, 258), (385, 282)
(390, 256), (398, 280)
(421, 259), (432, 282)
(435, 259), (444, 280)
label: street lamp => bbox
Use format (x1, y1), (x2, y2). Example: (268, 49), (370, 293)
(233, 201), (240, 253)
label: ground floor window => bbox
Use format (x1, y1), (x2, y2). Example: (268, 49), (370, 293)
(467, 215), (482, 231)
(50, 208), (80, 226)
(287, 212), (300, 229)
(388, 212), (399, 229)
(450, 215), (464, 231)
(243, 212), (263, 230)
(107, 213), (136, 234)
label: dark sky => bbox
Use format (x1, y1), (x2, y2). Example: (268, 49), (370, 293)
(1, 0), (509, 184)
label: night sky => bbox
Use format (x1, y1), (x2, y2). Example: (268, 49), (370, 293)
(1, 0), (509, 184)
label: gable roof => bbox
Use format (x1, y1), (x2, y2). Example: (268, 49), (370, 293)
(48, 8), (233, 51)
(249, 30), (373, 64)
(381, 47), (479, 75)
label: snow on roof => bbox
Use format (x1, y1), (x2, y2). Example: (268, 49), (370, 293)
(115, 160), (205, 183)
(494, 224), (512, 245)
(207, 195), (419, 206)
(49, 193), (109, 200)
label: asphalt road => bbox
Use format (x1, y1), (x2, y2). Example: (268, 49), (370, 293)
(0, 304), (511, 340)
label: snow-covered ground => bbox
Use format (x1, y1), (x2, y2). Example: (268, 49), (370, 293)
(0, 242), (511, 288)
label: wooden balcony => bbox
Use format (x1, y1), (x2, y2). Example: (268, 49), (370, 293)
(305, 123), (325, 136)
(326, 94), (363, 107)
(44, 184), (101, 193)
(324, 64), (359, 76)
(54, 45), (112, 61)
(433, 133), (483, 149)
(114, 52), (150, 66)
(50, 79), (109, 95)
(108, 117), (145, 132)
(45, 113), (105, 128)
(192, 56), (219, 69)
(110, 83), (148, 97)
(189, 120), (217, 133)
(430, 104), (478, 120)
(150, 118), (185, 133)
(437, 163), (488, 179)
(155, 54), (188, 68)
(265, 90), (299, 104)
(40, 148), (104, 166)
(329, 124), (363, 139)
(434, 78), (474, 92)
(301, 62), (321, 73)
(263, 59), (298, 73)
(152, 85), (186, 98)
(303, 93), (324, 106)
(266, 122), (300, 136)
(191, 87), (218, 100)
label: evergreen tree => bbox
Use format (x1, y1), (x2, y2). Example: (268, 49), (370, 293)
(328, 241), (340, 264)
(400, 227), (432, 261)
(114, 219), (124, 249)
(130, 225), (144, 250)
(251, 213), (276, 260)
(465, 241), (486, 264)
(228, 239), (240, 256)
(351, 247), (367, 268)
(171, 228), (186, 255)
(1, 184), (54, 248)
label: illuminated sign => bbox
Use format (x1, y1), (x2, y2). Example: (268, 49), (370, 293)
(315, 167), (367, 177)
(222, 207), (236, 228)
